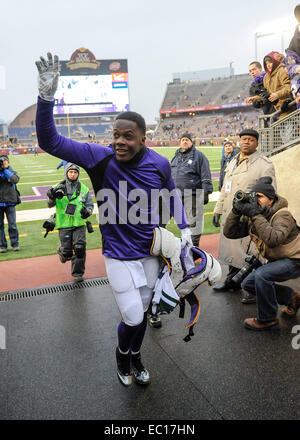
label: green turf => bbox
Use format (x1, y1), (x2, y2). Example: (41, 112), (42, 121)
(0, 147), (221, 260)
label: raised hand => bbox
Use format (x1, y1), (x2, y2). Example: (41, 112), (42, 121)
(35, 52), (59, 101)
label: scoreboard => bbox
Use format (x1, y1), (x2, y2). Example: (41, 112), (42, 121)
(54, 48), (129, 116)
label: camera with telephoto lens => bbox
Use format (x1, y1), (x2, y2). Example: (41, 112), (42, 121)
(0, 157), (5, 171)
(42, 214), (56, 238)
(231, 254), (262, 285)
(233, 190), (257, 204)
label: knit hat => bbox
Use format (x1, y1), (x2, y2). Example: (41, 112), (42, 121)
(239, 129), (259, 141)
(180, 133), (193, 143)
(65, 163), (80, 181)
(251, 176), (276, 199)
(0, 155), (9, 162)
(65, 163), (80, 174)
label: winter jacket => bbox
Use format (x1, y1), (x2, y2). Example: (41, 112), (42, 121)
(249, 73), (275, 115)
(170, 145), (213, 195)
(0, 166), (20, 205)
(263, 53), (293, 118)
(223, 196), (300, 264)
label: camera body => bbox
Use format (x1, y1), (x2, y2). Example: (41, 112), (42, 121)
(86, 221), (94, 233)
(231, 254), (262, 285)
(48, 184), (65, 200)
(0, 157), (5, 172)
(233, 190), (257, 204)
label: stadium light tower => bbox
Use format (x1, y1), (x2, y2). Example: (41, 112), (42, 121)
(254, 30), (287, 60)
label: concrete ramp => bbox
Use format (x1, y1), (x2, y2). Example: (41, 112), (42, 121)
(0, 278), (299, 420)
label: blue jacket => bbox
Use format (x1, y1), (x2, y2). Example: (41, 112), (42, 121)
(0, 166), (20, 206)
(170, 145), (213, 194)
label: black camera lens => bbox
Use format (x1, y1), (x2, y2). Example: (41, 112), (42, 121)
(231, 254), (262, 285)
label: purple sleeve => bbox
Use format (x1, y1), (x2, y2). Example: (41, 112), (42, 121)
(160, 160), (189, 230)
(285, 50), (300, 78)
(35, 97), (113, 169)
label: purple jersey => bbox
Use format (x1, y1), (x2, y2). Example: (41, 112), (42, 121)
(36, 97), (189, 259)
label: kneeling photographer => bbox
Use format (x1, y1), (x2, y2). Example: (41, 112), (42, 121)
(47, 163), (94, 282)
(223, 176), (300, 331)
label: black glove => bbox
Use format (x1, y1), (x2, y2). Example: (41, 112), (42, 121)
(239, 201), (263, 218)
(280, 98), (293, 113)
(204, 191), (209, 205)
(47, 185), (65, 200)
(47, 187), (56, 199)
(212, 213), (221, 227)
(80, 206), (90, 219)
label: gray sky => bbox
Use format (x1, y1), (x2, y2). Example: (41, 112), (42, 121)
(0, 0), (298, 124)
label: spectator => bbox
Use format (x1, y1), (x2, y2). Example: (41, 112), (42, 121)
(218, 141), (239, 191)
(212, 129), (276, 292)
(46, 163), (94, 282)
(170, 133), (213, 247)
(0, 155), (21, 252)
(35, 52), (191, 387)
(262, 51), (294, 119)
(57, 159), (68, 170)
(245, 61), (275, 115)
(223, 177), (300, 330)
(285, 5), (300, 107)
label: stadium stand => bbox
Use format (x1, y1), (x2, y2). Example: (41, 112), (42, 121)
(154, 73), (259, 145)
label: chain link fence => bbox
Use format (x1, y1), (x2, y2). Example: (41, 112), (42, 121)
(258, 101), (300, 156)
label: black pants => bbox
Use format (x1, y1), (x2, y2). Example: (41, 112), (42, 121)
(59, 226), (86, 277)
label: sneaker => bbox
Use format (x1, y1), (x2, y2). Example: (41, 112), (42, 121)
(12, 246), (20, 251)
(116, 347), (133, 387)
(131, 352), (150, 385)
(148, 314), (162, 328)
(0, 248), (7, 253)
(74, 276), (84, 282)
(281, 291), (300, 318)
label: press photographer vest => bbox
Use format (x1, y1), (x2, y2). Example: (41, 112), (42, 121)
(55, 182), (89, 229)
(250, 208), (300, 260)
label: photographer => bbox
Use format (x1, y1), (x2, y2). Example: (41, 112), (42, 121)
(212, 129), (276, 292)
(223, 177), (300, 331)
(47, 162), (94, 282)
(0, 155), (21, 253)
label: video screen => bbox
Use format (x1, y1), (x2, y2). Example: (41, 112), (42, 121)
(54, 73), (129, 115)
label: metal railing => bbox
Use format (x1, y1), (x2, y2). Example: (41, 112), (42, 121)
(258, 100), (300, 156)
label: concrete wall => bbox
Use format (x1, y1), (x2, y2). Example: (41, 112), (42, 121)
(271, 144), (300, 225)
